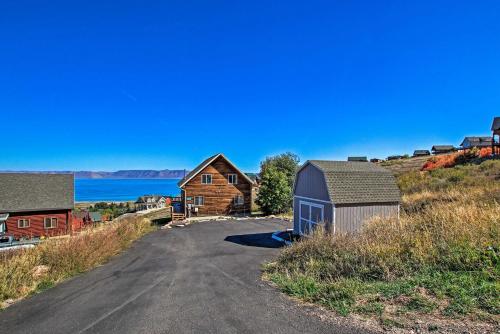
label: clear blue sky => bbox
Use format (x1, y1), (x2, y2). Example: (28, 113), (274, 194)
(1, 1), (499, 172)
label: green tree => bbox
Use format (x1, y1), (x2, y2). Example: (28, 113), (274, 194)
(256, 166), (292, 215)
(260, 152), (300, 188)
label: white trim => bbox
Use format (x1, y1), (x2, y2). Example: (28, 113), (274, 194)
(298, 200), (324, 236)
(44, 217), (58, 229)
(294, 195), (331, 204)
(178, 153), (254, 188)
(201, 174), (212, 184)
(18, 219), (30, 228)
(194, 196), (204, 206)
(228, 173), (238, 184)
(333, 205), (336, 234)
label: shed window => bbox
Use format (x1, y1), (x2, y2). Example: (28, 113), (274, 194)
(299, 201), (324, 235)
(44, 217), (58, 229)
(228, 174), (238, 184)
(18, 219), (30, 228)
(234, 195), (244, 205)
(201, 174), (212, 184)
(194, 196), (204, 206)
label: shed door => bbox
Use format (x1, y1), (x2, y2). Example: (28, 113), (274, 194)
(299, 201), (324, 235)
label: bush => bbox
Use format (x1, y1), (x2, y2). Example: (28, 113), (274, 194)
(256, 166), (292, 215)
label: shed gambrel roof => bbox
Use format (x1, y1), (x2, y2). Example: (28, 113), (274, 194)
(177, 153), (254, 188)
(0, 173), (74, 213)
(297, 161), (400, 205)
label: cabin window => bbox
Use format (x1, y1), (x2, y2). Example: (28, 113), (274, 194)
(201, 174), (212, 184)
(194, 196), (204, 206)
(234, 195), (244, 205)
(228, 174), (238, 184)
(44, 217), (58, 229)
(18, 219), (30, 228)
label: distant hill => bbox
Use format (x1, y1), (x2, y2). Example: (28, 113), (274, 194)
(0, 170), (189, 179)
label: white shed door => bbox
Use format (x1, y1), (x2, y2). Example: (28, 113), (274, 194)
(299, 201), (324, 235)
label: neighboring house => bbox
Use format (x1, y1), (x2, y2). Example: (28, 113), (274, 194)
(347, 156), (368, 162)
(387, 155), (403, 160)
(135, 195), (167, 211)
(89, 212), (103, 223)
(178, 153), (254, 216)
(460, 136), (493, 149)
(293, 161), (400, 236)
(72, 210), (93, 231)
(413, 150), (431, 157)
(431, 145), (456, 155)
(370, 158), (384, 163)
(493, 117), (500, 155)
(0, 173), (74, 239)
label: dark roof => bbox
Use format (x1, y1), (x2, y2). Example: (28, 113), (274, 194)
(431, 145), (456, 151)
(0, 173), (74, 213)
(73, 210), (90, 219)
(135, 195), (165, 204)
(347, 156), (368, 162)
(460, 136), (493, 147)
(492, 117), (500, 131)
(413, 150), (431, 156)
(387, 155), (403, 160)
(178, 153), (254, 188)
(304, 161), (401, 204)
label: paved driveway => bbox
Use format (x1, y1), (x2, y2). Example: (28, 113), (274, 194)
(0, 219), (369, 334)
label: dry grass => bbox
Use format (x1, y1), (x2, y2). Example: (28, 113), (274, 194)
(0, 215), (155, 305)
(265, 160), (500, 326)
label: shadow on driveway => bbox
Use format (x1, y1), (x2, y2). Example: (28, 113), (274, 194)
(224, 232), (284, 248)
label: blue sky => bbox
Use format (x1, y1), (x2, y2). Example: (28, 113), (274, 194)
(1, 1), (499, 172)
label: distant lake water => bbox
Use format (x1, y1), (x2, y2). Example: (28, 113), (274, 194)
(75, 179), (181, 202)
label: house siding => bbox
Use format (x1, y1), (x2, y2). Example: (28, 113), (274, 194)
(4, 209), (71, 239)
(334, 203), (399, 233)
(294, 164), (330, 201)
(182, 156), (252, 215)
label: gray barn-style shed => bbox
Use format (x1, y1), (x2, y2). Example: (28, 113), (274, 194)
(293, 160), (401, 236)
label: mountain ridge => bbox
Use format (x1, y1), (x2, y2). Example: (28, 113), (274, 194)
(0, 170), (189, 179)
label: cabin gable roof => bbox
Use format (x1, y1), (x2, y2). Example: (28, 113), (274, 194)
(178, 153), (254, 188)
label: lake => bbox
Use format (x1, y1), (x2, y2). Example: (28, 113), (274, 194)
(75, 179), (181, 202)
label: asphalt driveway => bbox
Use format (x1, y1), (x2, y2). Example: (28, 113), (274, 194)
(0, 219), (369, 334)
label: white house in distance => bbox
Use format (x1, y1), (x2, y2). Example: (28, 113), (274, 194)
(293, 160), (401, 236)
(135, 195), (167, 211)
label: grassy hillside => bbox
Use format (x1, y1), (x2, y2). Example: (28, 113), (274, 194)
(264, 159), (499, 331)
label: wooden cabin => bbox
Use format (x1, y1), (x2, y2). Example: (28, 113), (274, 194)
(178, 154), (254, 217)
(0, 173), (74, 239)
(413, 150), (431, 157)
(431, 145), (456, 155)
(293, 161), (400, 236)
(460, 136), (493, 149)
